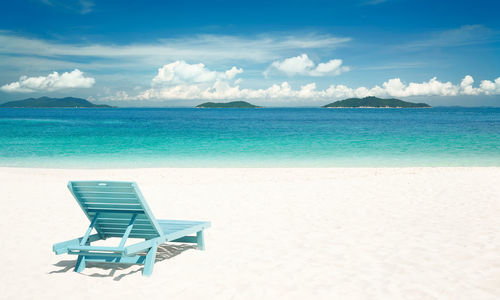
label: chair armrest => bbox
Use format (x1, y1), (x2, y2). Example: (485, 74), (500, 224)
(52, 234), (102, 254)
(67, 245), (124, 253)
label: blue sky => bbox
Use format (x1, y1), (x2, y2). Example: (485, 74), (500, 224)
(0, 0), (499, 106)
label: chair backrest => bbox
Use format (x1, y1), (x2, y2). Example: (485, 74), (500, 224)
(68, 181), (164, 239)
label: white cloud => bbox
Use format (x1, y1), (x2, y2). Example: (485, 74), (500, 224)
(266, 54), (350, 77)
(0, 32), (350, 68)
(312, 59), (347, 75)
(103, 90), (134, 101)
(106, 61), (245, 101)
(225, 66), (244, 80)
(479, 77), (500, 95)
(321, 76), (499, 99)
(0, 69), (95, 93)
(151, 61), (243, 86)
(104, 73), (500, 102)
(460, 75), (480, 95)
(268, 54), (314, 76)
(380, 77), (459, 97)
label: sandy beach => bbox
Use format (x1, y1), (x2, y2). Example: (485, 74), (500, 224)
(0, 167), (499, 299)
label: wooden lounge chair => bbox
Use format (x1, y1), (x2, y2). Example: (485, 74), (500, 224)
(53, 181), (210, 276)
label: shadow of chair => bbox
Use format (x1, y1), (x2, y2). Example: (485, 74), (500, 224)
(50, 243), (197, 281)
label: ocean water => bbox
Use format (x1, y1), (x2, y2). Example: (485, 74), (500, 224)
(0, 107), (499, 167)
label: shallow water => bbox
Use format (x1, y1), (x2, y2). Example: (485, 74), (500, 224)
(0, 107), (499, 167)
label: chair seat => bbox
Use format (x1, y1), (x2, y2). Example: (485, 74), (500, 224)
(158, 219), (211, 241)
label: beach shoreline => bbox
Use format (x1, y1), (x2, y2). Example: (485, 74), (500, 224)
(1, 166), (499, 299)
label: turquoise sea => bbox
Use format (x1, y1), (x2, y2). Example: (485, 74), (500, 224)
(0, 107), (499, 167)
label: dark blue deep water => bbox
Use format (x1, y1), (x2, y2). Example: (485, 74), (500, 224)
(0, 107), (499, 167)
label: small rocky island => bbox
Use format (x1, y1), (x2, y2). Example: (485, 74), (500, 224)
(0, 96), (112, 108)
(196, 101), (261, 108)
(323, 96), (431, 108)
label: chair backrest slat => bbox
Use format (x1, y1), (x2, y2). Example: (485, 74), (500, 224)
(68, 181), (164, 239)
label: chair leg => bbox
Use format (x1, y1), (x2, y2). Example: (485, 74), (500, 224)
(74, 255), (86, 273)
(142, 246), (157, 276)
(196, 230), (205, 251)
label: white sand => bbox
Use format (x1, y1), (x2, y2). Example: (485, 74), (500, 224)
(0, 167), (499, 299)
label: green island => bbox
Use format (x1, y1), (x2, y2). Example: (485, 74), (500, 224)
(196, 101), (261, 108)
(323, 96), (431, 108)
(0, 96), (113, 108)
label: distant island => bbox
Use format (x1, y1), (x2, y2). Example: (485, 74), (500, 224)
(0, 97), (112, 108)
(323, 96), (431, 108)
(196, 101), (261, 108)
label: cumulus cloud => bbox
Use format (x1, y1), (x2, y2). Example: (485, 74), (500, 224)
(320, 76), (500, 99)
(267, 54), (314, 76)
(0, 69), (95, 93)
(225, 66), (244, 80)
(266, 54), (350, 77)
(103, 61), (245, 101)
(126, 80), (323, 101)
(380, 77), (459, 97)
(151, 61), (242, 86)
(479, 77), (500, 95)
(460, 75), (480, 95)
(103, 73), (500, 102)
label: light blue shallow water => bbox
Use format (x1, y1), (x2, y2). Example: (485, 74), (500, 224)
(0, 107), (499, 167)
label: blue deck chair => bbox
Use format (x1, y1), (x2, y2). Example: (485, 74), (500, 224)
(53, 181), (210, 276)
